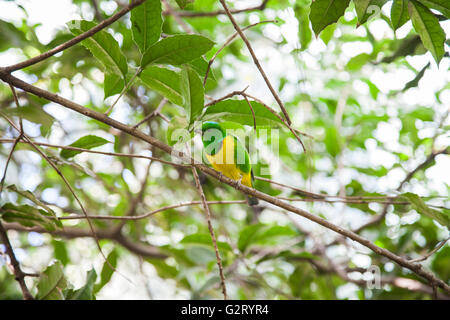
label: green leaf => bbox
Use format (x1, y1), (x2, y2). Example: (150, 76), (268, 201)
(202, 99), (284, 128)
(294, 1), (313, 50)
(238, 224), (263, 252)
(407, 106), (434, 121)
(391, 0), (410, 30)
(130, 0), (162, 53)
(67, 20), (128, 77)
(324, 126), (342, 157)
(5, 185), (60, 224)
(65, 269), (97, 300)
(3, 105), (55, 136)
(238, 224), (298, 252)
(401, 192), (450, 228)
(355, 0), (388, 25)
(52, 240), (69, 266)
(0, 19), (27, 52)
(141, 35), (214, 68)
(346, 53), (371, 71)
(166, 116), (191, 146)
(418, 0), (450, 18)
(408, 0), (446, 64)
(402, 62), (430, 91)
(361, 78), (380, 99)
(60, 135), (110, 159)
(139, 66), (184, 105)
(37, 261), (67, 300)
(0, 203), (60, 231)
(175, 0), (195, 9)
(181, 233), (232, 251)
(180, 65), (204, 125)
(379, 35), (423, 63)
(146, 258), (179, 279)
(431, 246), (450, 282)
(94, 249), (118, 294)
(320, 24), (336, 45)
(309, 0), (350, 36)
(185, 246), (216, 264)
(188, 56), (217, 87)
(104, 72), (124, 99)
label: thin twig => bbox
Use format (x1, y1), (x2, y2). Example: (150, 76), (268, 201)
(191, 167), (228, 300)
(161, 0), (193, 34)
(0, 221), (34, 300)
(242, 92), (307, 150)
(3, 222), (167, 259)
(219, 0), (292, 126)
(1, 85), (24, 196)
(0, 138), (188, 168)
(204, 19), (277, 86)
(133, 98), (169, 129)
(242, 94), (257, 130)
(91, 0), (104, 21)
(55, 200), (246, 221)
(204, 87), (249, 107)
(254, 176), (432, 202)
(410, 237), (450, 263)
(276, 196), (412, 206)
(0, 135), (22, 197)
(104, 67), (142, 115)
(114, 160), (152, 232)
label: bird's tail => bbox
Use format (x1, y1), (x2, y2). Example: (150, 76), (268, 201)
(246, 195), (259, 206)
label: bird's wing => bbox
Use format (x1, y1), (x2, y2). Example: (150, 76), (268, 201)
(232, 136), (251, 174)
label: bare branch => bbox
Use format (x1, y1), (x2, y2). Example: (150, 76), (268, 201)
(91, 0), (104, 21)
(0, 138), (189, 168)
(410, 237), (450, 263)
(56, 200), (246, 221)
(242, 94), (257, 130)
(219, 0), (292, 126)
(133, 98), (169, 129)
(161, 0), (193, 34)
(3, 222), (166, 259)
(0, 221), (34, 300)
(192, 167), (228, 300)
(204, 19), (277, 85)
(104, 67), (142, 116)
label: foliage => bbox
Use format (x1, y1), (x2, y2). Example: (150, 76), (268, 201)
(0, 0), (449, 300)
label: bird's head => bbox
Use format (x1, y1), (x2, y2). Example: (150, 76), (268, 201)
(200, 121), (226, 148)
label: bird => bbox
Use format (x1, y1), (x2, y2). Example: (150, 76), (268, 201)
(200, 121), (258, 206)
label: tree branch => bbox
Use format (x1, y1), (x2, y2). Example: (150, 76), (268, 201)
(218, 0), (292, 126)
(1, 71), (449, 294)
(2, 222), (166, 259)
(191, 167), (228, 300)
(0, 221), (34, 300)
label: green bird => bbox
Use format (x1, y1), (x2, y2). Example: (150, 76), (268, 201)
(200, 121), (258, 206)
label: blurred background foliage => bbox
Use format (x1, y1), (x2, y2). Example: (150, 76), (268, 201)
(0, 0), (449, 299)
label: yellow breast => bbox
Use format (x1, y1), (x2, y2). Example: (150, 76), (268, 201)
(205, 136), (252, 187)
